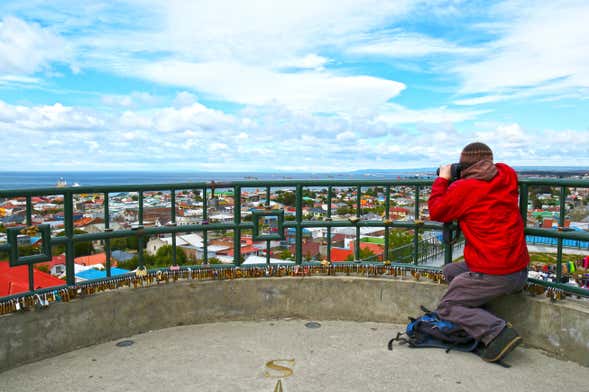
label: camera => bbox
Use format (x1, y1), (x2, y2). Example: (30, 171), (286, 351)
(436, 163), (463, 182)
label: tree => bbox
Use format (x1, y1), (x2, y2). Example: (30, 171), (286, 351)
(53, 229), (95, 256)
(109, 237), (128, 251)
(277, 249), (293, 260)
(154, 245), (188, 265)
(275, 191), (296, 206)
(388, 230), (415, 262)
(345, 247), (376, 261)
(336, 205), (352, 215)
(117, 246), (189, 270)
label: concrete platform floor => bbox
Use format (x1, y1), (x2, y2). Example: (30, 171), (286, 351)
(1, 320), (587, 392)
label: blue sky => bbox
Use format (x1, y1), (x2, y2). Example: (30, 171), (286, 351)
(0, 0), (588, 172)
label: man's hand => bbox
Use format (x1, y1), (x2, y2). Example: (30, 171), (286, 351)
(438, 164), (452, 180)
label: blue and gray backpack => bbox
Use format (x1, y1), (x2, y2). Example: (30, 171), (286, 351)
(388, 306), (479, 353)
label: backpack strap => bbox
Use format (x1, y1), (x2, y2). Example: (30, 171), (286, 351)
(388, 332), (411, 350)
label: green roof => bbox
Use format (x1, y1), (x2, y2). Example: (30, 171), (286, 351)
(532, 211), (555, 218)
(360, 237), (385, 245)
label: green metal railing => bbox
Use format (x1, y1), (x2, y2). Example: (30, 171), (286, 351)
(0, 177), (588, 303)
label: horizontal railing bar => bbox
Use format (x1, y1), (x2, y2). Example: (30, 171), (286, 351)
(283, 220), (444, 230)
(1, 177), (587, 197)
(71, 223), (255, 241)
(0, 179), (438, 197)
(525, 228), (589, 241)
(519, 178), (589, 187)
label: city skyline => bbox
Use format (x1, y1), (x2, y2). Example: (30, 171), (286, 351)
(1, 1), (588, 171)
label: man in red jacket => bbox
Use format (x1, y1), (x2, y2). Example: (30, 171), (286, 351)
(429, 142), (529, 363)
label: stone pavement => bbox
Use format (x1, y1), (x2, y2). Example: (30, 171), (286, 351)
(1, 320), (587, 392)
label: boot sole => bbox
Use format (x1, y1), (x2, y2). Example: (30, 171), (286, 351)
(483, 336), (523, 363)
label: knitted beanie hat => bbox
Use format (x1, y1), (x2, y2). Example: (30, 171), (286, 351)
(459, 142), (493, 168)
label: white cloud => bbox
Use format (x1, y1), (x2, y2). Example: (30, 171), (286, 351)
(375, 103), (489, 125)
(273, 54), (330, 70)
(173, 91), (198, 108)
(0, 16), (69, 75)
(136, 60), (406, 113)
(455, 1), (589, 95)
(349, 32), (479, 57)
(336, 131), (356, 141)
(118, 102), (234, 133)
(453, 95), (506, 106)
(1, 97), (588, 170)
(0, 100), (104, 130)
(101, 92), (160, 108)
(161, 0), (415, 63)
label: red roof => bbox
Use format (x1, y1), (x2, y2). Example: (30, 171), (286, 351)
(330, 248), (353, 262)
(74, 253), (109, 266)
(37, 255), (67, 269)
(330, 242), (384, 262)
(223, 245), (259, 257)
(0, 261), (65, 296)
(74, 217), (95, 227)
(359, 242), (384, 257)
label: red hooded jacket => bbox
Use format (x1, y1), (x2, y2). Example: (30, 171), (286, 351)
(428, 163), (529, 275)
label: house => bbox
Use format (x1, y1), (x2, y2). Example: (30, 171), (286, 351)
(37, 255), (67, 276)
(242, 255), (294, 265)
(328, 241), (384, 262)
(218, 245), (260, 258)
(74, 253), (111, 267)
(288, 238), (321, 260)
(331, 227), (386, 237)
(390, 207), (409, 217)
(111, 250), (135, 263)
(147, 234), (204, 256)
(75, 267), (130, 282)
(0, 261), (65, 296)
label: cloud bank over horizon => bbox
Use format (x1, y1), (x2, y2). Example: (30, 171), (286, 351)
(0, 1), (588, 171)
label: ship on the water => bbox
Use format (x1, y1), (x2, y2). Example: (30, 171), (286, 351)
(56, 178), (80, 187)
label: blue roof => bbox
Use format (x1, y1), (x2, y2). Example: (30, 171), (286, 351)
(76, 268), (130, 280)
(111, 250), (135, 262)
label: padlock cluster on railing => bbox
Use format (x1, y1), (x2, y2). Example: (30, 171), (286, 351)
(525, 282), (567, 301)
(0, 263), (575, 316)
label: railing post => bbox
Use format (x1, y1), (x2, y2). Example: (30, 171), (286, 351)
(384, 185), (390, 261)
(327, 186), (332, 262)
(171, 190), (176, 265)
(556, 186), (566, 281)
(104, 192), (111, 277)
(265, 186), (270, 265)
(137, 190), (144, 268)
(413, 185), (420, 265)
(234, 185), (241, 266)
(203, 187), (208, 264)
(25, 195), (34, 291)
(295, 185), (302, 265)
(64, 191), (75, 286)
(355, 185), (361, 261)
(519, 183), (529, 225)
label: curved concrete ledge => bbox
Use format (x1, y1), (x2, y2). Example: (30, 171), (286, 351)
(1, 276), (588, 372)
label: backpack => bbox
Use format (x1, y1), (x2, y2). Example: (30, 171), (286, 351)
(388, 306), (479, 353)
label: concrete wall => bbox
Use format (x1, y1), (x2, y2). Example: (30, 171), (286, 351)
(1, 277), (588, 372)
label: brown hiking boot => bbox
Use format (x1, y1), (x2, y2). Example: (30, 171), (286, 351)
(481, 325), (522, 363)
